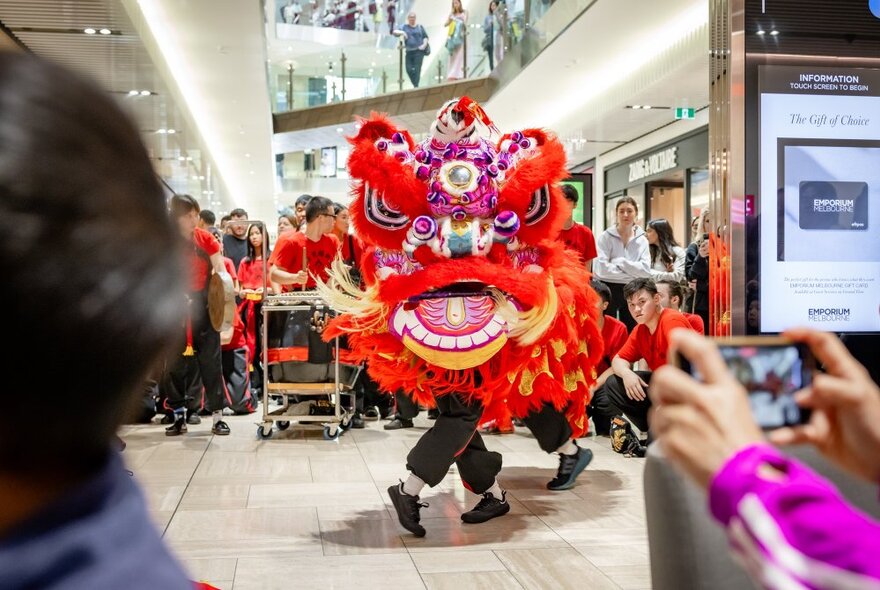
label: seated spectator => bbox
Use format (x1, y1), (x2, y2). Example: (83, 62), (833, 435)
(651, 328), (880, 588)
(589, 279), (629, 436)
(655, 279), (705, 334)
(590, 278), (694, 442)
(645, 218), (686, 283)
(0, 52), (192, 588)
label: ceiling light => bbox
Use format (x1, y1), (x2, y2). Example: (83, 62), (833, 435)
(156, 128), (167, 134)
(287, 46), (292, 51)
(643, 105), (653, 109)
(186, 156), (193, 161)
(198, 175), (205, 180)
(336, 127), (344, 133)
(167, 128), (176, 134)
(128, 89), (139, 96)
(202, 190), (209, 195)
(631, 105), (642, 109)
(140, 90), (151, 96)
(244, 153), (251, 158)
(99, 28), (111, 35)
(756, 29), (766, 35)
(84, 28), (96, 35)
(250, 170), (255, 175)
(178, 156), (186, 161)
(769, 29), (779, 35)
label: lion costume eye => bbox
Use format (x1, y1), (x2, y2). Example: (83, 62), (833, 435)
(524, 184), (550, 225)
(364, 182), (410, 230)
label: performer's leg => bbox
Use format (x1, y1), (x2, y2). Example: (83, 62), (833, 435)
(455, 426), (510, 524)
(163, 353), (193, 436)
(192, 303), (231, 435)
(523, 403), (594, 491)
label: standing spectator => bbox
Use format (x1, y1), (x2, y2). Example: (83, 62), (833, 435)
(557, 184), (597, 268)
(209, 227), (240, 293)
(238, 224), (273, 398)
(0, 52), (193, 590)
(278, 208), (298, 236)
(223, 207), (249, 270)
(293, 194), (311, 229)
(685, 208), (711, 331)
(445, 0), (468, 81)
(331, 202), (363, 273)
(593, 196), (651, 331)
(220, 213), (232, 234)
(394, 12), (429, 88)
(645, 218), (686, 283)
(482, 1), (498, 70)
(386, 0), (397, 34)
(655, 279), (705, 334)
(280, 0), (302, 24)
(198, 209), (216, 230)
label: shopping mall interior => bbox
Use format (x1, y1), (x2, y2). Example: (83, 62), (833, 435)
(1, 1), (879, 589)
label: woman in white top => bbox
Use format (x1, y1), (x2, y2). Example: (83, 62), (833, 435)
(645, 218), (686, 284)
(593, 196), (651, 331)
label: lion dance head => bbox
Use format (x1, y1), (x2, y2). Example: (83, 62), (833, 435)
(322, 97), (604, 436)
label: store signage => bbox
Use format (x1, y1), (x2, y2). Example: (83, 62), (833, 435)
(627, 147), (678, 182)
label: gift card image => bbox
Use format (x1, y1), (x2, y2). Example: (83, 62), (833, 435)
(799, 181), (869, 230)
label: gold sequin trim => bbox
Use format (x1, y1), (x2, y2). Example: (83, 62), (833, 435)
(550, 339), (566, 360)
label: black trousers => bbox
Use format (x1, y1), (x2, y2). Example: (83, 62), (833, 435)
(523, 403), (573, 453)
(590, 372), (652, 434)
(406, 393), (502, 494)
(603, 281), (637, 332)
(164, 297), (226, 414)
(405, 50), (424, 87)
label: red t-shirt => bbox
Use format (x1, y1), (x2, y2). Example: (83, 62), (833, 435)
(616, 308), (695, 371)
(270, 231), (340, 289)
(237, 256), (266, 290)
(189, 227), (220, 292)
(597, 315), (629, 375)
(559, 223), (597, 264)
(221, 312), (246, 351)
(683, 312), (705, 335)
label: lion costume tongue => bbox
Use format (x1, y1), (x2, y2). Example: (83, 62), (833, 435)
(321, 97), (604, 437)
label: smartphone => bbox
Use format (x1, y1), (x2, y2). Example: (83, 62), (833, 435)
(671, 337), (815, 429)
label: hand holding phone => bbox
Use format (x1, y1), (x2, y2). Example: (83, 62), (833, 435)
(672, 337), (814, 430)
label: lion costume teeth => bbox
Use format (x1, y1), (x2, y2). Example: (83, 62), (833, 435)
(321, 97), (604, 436)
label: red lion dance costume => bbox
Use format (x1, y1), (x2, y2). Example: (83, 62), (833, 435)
(323, 97), (603, 535)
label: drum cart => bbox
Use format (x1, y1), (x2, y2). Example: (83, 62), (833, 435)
(258, 291), (360, 441)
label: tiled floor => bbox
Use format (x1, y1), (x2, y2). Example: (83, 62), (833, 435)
(121, 411), (651, 590)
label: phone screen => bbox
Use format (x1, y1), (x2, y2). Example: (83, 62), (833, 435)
(680, 343), (812, 429)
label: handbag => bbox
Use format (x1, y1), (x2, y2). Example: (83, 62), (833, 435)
(420, 26), (431, 55)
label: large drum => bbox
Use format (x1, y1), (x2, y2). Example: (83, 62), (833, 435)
(266, 298), (357, 384)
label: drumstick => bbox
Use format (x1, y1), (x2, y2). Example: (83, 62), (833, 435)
(301, 245), (307, 292)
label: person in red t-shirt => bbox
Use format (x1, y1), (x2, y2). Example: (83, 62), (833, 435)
(237, 223), (274, 397)
(270, 196), (339, 290)
(588, 280), (630, 436)
(557, 184), (597, 268)
(655, 279), (705, 335)
(163, 194), (233, 437)
(590, 278), (695, 442)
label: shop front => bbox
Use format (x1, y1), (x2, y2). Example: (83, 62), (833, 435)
(603, 129), (708, 246)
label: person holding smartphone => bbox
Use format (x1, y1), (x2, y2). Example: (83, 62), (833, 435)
(651, 329), (880, 588)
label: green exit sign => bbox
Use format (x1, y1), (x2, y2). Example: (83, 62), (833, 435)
(675, 107), (696, 120)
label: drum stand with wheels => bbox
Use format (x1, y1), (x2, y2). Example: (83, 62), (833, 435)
(259, 291), (360, 440)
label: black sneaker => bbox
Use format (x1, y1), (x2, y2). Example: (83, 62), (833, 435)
(383, 417), (414, 430)
(461, 491), (511, 524)
(164, 417), (187, 437)
(427, 408), (440, 420)
(211, 420), (231, 436)
(350, 413), (365, 429)
(186, 413), (202, 425)
(547, 446), (594, 491)
(387, 483), (427, 537)
(363, 406), (380, 420)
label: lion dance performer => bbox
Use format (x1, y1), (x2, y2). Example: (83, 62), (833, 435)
(321, 97), (604, 536)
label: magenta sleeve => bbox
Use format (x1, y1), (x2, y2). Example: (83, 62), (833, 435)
(709, 444), (880, 587)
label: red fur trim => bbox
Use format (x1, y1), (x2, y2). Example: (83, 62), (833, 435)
(496, 130), (569, 245)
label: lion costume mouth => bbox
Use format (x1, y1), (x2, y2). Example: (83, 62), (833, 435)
(388, 282), (516, 370)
